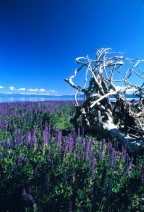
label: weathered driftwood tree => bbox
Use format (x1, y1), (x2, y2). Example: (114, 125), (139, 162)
(65, 48), (144, 154)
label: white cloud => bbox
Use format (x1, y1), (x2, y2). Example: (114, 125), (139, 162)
(27, 88), (47, 93)
(18, 88), (26, 91)
(0, 86), (4, 89)
(126, 88), (137, 94)
(115, 86), (136, 94)
(28, 88), (39, 92)
(49, 89), (55, 93)
(9, 86), (15, 91)
(39, 89), (46, 92)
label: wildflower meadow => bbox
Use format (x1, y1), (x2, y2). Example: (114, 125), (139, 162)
(0, 101), (143, 211)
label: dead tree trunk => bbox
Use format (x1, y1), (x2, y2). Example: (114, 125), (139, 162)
(65, 48), (144, 154)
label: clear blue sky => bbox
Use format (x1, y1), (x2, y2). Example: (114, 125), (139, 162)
(0, 0), (144, 95)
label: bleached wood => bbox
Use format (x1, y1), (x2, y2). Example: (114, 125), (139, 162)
(65, 48), (144, 153)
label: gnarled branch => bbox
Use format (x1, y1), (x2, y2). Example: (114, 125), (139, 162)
(65, 48), (144, 154)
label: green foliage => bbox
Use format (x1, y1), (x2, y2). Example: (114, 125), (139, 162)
(50, 106), (74, 130)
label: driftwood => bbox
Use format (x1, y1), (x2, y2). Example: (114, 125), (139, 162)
(65, 48), (144, 154)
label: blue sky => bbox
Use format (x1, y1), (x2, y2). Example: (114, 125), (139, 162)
(0, 0), (144, 95)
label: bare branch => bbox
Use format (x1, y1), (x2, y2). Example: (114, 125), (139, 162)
(65, 48), (144, 154)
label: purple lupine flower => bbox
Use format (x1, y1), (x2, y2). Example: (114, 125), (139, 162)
(81, 139), (86, 160)
(22, 189), (27, 198)
(120, 146), (126, 162)
(57, 131), (62, 152)
(85, 138), (89, 161)
(82, 126), (85, 138)
(57, 131), (62, 142)
(141, 175), (144, 184)
(47, 148), (51, 162)
(26, 131), (31, 144)
(68, 136), (74, 152)
(109, 148), (116, 169)
(125, 153), (129, 164)
(122, 155), (133, 176)
(64, 137), (69, 152)
(73, 136), (78, 151)
(5, 120), (9, 131)
(22, 189), (35, 205)
(39, 144), (43, 151)
(42, 129), (48, 143)
(17, 130), (23, 146)
(0, 153), (4, 159)
(89, 140), (93, 164)
(0, 119), (5, 130)
(51, 157), (55, 170)
(108, 142), (113, 152)
(91, 152), (95, 178)
(68, 200), (73, 212)
(6, 139), (11, 148)
(46, 174), (50, 191)
(34, 163), (40, 177)
(42, 125), (50, 143)
(63, 171), (67, 184)
(17, 155), (23, 167)
(31, 129), (37, 145)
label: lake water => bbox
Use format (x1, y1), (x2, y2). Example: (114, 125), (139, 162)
(0, 95), (84, 103)
(0, 94), (139, 103)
